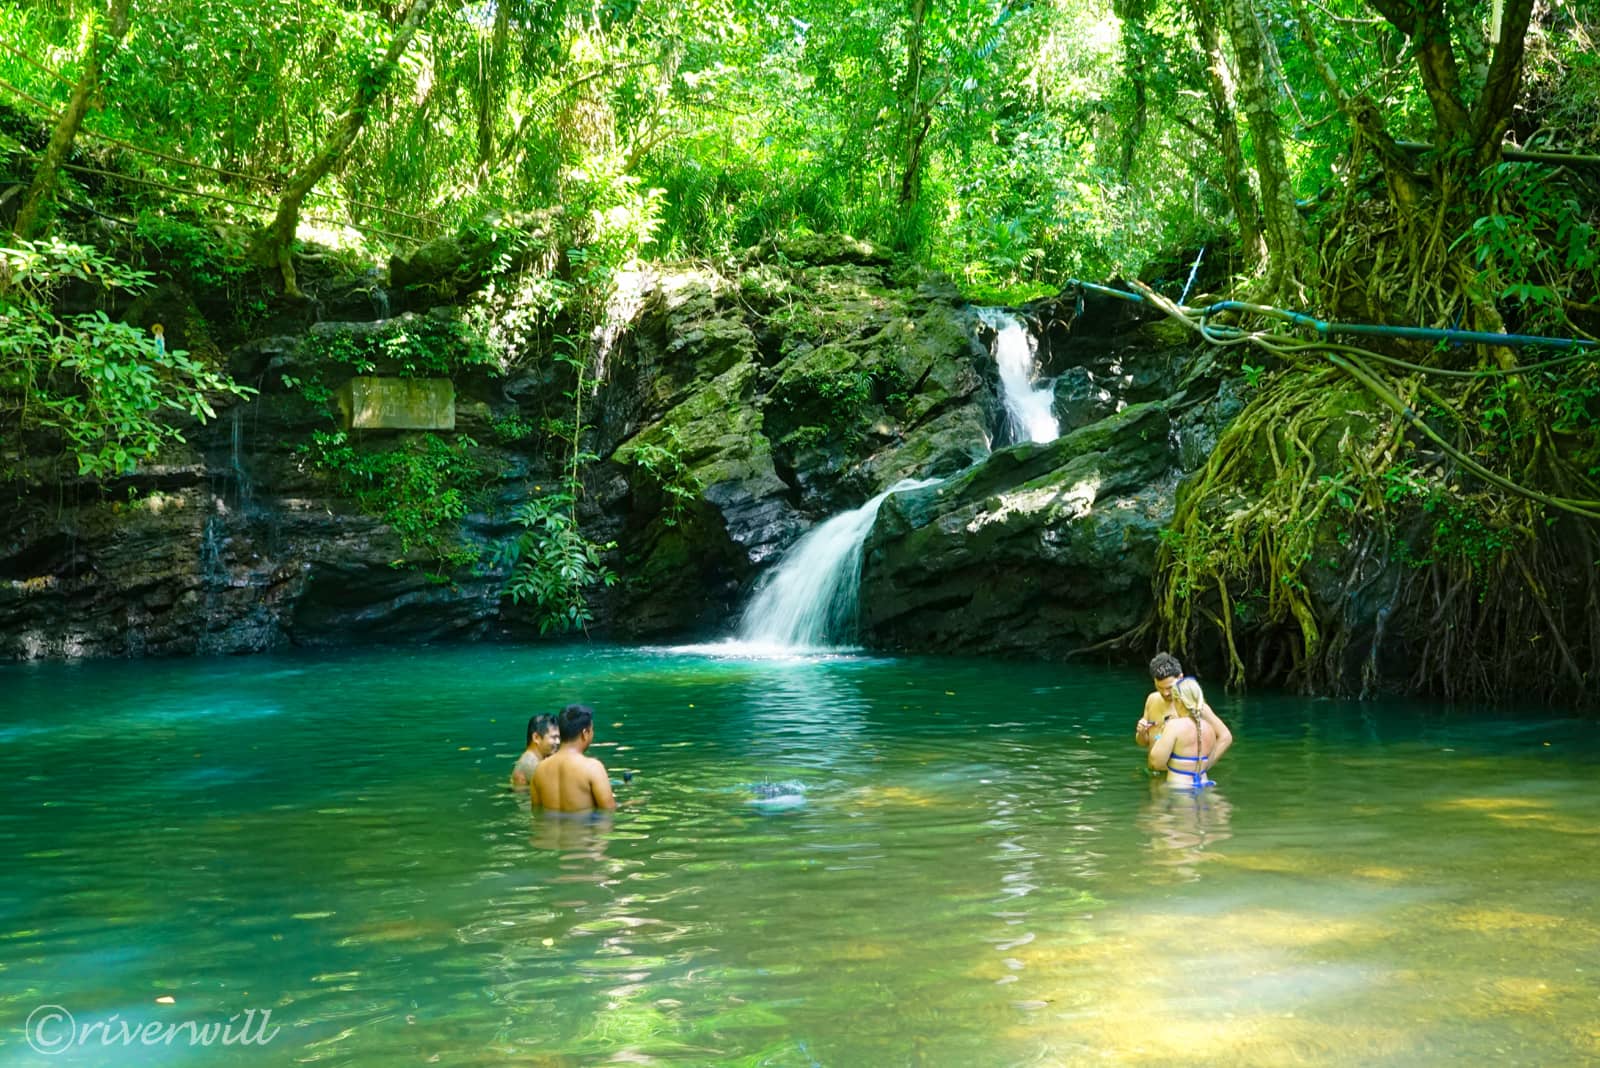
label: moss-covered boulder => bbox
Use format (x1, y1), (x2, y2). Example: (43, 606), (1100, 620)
(593, 269), (760, 457)
(388, 210), (559, 302)
(590, 247), (999, 635)
(771, 232), (892, 267)
(859, 402), (1178, 656)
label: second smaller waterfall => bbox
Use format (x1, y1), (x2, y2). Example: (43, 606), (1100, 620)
(979, 308), (1058, 445)
(736, 478), (940, 651)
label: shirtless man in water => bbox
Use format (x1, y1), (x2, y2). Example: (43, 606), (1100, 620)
(531, 704), (617, 813)
(1134, 651), (1185, 750)
(1133, 653), (1234, 785)
(510, 713), (560, 791)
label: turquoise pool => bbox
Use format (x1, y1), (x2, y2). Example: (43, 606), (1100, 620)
(1, 645), (1596, 1065)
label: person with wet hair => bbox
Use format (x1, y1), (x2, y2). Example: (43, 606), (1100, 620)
(510, 713), (560, 791)
(1135, 651), (1185, 749)
(531, 704), (617, 813)
(1147, 676), (1233, 788)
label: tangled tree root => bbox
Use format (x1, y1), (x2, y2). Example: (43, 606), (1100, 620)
(1126, 280), (1600, 706)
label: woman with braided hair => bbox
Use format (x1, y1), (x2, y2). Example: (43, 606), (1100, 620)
(1146, 677), (1232, 789)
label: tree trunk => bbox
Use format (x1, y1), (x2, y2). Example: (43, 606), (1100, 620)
(12, 0), (133, 240)
(1115, 0), (1150, 182)
(1468, 0), (1535, 167)
(1190, 0), (1263, 268)
(896, 0), (931, 249)
(476, 0), (510, 173)
(1366, 0), (1470, 143)
(1351, 0), (1535, 324)
(1367, 0), (1533, 166)
(1224, 0), (1304, 303)
(257, 0), (438, 296)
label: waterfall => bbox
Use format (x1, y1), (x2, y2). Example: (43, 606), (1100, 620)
(734, 478), (940, 651)
(230, 407), (253, 506)
(978, 308), (1058, 445)
(196, 510), (228, 653)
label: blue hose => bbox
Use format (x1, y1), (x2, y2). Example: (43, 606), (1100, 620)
(1067, 280), (1599, 352)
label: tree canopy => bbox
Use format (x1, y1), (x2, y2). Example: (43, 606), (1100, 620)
(1, 0), (1593, 294)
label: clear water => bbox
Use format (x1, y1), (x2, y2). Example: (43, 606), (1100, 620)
(1, 646), (1596, 1066)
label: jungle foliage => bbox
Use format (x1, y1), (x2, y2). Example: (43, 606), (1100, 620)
(0, 0), (1596, 698)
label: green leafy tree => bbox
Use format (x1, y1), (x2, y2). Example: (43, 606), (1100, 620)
(0, 238), (252, 476)
(12, 0), (132, 238)
(255, 0), (440, 295)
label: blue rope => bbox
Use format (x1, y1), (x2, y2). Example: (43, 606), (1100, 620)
(1067, 279), (1599, 352)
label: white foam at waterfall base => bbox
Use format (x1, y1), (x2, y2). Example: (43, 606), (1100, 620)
(728, 477), (942, 653)
(979, 308), (1059, 444)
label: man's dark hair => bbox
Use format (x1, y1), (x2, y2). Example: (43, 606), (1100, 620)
(526, 713), (557, 746)
(558, 704), (595, 742)
(1149, 652), (1183, 679)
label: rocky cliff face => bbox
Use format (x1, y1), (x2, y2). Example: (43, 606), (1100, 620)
(0, 233), (1221, 662)
(0, 391), (514, 660)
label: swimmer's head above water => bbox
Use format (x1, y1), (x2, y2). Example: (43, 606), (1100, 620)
(558, 704), (595, 743)
(526, 713), (559, 756)
(1149, 652), (1183, 700)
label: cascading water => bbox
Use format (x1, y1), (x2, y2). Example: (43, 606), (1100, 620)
(196, 510), (229, 653)
(978, 308), (1058, 445)
(714, 310), (1050, 656)
(733, 478), (941, 651)
(230, 406), (253, 506)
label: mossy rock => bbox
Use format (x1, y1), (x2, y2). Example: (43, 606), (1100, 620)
(860, 406), (993, 487)
(737, 264), (795, 309)
(389, 210), (558, 296)
(879, 402), (1174, 533)
(765, 344), (874, 438)
(859, 401), (1179, 656)
(626, 361), (773, 488)
(773, 232), (892, 267)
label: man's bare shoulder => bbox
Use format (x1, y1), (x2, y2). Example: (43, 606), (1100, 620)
(511, 753), (538, 788)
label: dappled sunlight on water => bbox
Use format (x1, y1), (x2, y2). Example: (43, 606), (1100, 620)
(0, 646), (1596, 1065)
